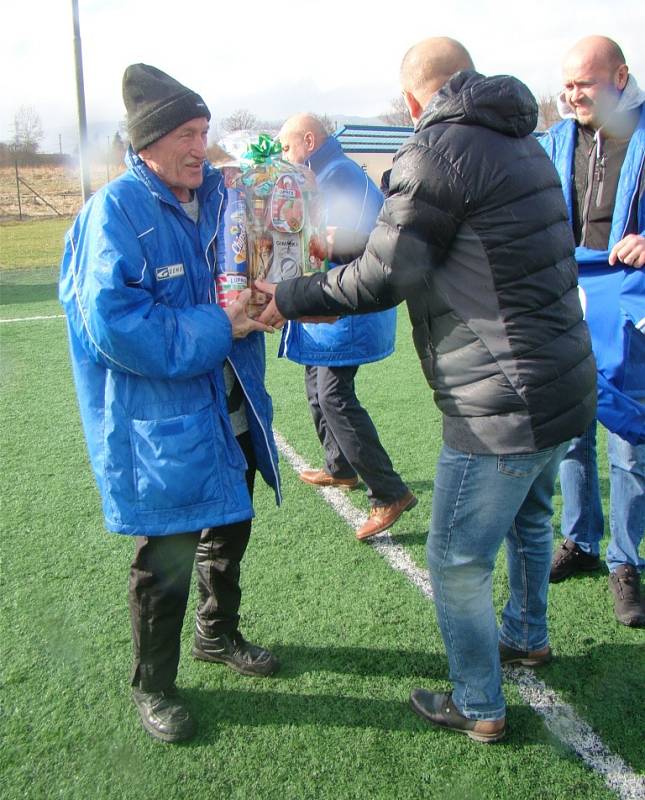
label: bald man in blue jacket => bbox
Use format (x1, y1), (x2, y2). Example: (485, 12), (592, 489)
(278, 114), (416, 541)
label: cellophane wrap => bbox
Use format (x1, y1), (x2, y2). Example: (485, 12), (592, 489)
(236, 134), (328, 316)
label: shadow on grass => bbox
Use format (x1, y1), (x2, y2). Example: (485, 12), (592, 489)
(184, 685), (539, 746)
(0, 281), (58, 305)
(182, 641), (644, 761)
(404, 479), (434, 495)
(528, 643), (645, 771)
(268, 644), (447, 679)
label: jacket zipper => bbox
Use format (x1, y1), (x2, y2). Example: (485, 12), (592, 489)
(227, 358), (282, 503)
(580, 134), (598, 247)
(208, 182), (281, 500)
(619, 151), (644, 241)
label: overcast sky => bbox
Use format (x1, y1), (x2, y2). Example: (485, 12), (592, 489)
(1, 0), (643, 152)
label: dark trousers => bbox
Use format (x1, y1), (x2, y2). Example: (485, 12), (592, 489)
(128, 432), (256, 692)
(304, 364), (407, 505)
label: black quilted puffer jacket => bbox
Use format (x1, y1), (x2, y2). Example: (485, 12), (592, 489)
(275, 71), (597, 454)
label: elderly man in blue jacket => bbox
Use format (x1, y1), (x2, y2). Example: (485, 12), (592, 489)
(539, 35), (645, 627)
(277, 114), (416, 540)
(59, 64), (282, 743)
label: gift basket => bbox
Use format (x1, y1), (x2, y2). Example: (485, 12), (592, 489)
(215, 133), (328, 317)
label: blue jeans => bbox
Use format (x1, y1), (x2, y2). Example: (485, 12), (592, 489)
(427, 442), (569, 721)
(559, 419), (645, 572)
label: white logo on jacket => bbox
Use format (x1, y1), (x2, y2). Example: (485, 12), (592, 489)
(155, 264), (185, 281)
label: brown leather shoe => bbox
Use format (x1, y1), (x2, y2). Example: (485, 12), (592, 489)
(299, 469), (359, 490)
(410, 689), (505, 743)
(356, 490), (418, 540)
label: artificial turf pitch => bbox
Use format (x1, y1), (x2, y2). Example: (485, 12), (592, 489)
(0, 219), (643, 800)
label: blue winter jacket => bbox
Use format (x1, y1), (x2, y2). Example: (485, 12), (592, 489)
(540, 107), (645, 444)
(279, 136), (397, 366)
(59, 148), (281, 536)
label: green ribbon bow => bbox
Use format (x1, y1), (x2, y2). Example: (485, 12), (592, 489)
(242, 133), (282, 165)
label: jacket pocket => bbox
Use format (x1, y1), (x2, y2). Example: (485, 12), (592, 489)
(497, 448), (555, 478)
(130, 404), (222, 511)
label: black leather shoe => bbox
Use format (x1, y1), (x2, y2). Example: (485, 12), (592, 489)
(132, 685), (195, 743)
(550, 539), (601, 582)
(193, 630), (279, 676)
(410, 689), (505, 743)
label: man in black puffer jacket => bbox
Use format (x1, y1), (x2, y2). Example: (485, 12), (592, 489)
(258, 37), (596, 743)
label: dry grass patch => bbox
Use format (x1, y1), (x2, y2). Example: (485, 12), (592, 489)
(0, 164), (125, 220)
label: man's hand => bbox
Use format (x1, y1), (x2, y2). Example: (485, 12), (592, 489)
(254, 280), (340, 326)
(253, 282), (287, 329)
(609, 234), (645, 268)
(223, 288), (275, 338)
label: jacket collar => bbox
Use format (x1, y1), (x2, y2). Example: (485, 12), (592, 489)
(305, 136), (343, 175)
(125, 146), (222, 208)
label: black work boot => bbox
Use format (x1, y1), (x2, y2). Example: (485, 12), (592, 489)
(132, 684), (195, 743)
(193, 630), (279, 676)
(549, 539), (601, 583)
(609, 565), (645, 627)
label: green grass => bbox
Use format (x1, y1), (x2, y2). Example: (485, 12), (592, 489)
(0, 217), (73, 268)
(1, 219), (642, 800)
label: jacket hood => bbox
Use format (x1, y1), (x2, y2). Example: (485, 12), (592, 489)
(416, 70), (538, 138)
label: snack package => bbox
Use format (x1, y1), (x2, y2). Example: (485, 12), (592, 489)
(214, 165), (248, 307)
(236, 134), (328, 316)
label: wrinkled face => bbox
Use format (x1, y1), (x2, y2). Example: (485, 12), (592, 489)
(278, 128), (309, 165)
(562, 52), (626, 130)
(139, 117), (209, 201)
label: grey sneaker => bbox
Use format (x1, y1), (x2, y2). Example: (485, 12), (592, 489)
(609, 565), (645, 627)
(550, 539), (601, 583)
(132, 684), (195, 743)
(193, 630), (279, 676)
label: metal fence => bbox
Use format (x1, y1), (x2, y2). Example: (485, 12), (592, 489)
(0, 158), (125, 221)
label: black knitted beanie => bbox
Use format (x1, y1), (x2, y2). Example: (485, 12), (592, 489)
(122, 63), (211, 152)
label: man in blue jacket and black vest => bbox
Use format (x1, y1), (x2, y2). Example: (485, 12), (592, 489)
(539, 36), (645, 627)
(60, 64), (282, 743)
(277, 114), (416, 540)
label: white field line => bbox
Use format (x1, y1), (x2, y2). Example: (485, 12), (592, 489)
(274, 430), (645, 800)
(0, 314), (65, 323)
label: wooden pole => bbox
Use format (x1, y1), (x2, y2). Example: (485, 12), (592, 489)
(15, 160), (22, 221)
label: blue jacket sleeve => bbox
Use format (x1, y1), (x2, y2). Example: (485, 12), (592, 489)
(596, 371), (645, 445)
(60, 193), (233, 380)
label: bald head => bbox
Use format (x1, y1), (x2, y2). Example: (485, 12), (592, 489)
(561, 36), (629, 129)
(563, 35), (626, 75)
(400, 37), (474, 107)
(278, 114), (329, 165)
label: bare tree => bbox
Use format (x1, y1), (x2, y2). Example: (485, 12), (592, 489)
(112, 131), (126, 164)
(379, 96), (413, 127)
(11, 106), (44, 154)
(318, 114), (337, 135)
(537, 93), (560, 132)
(221, 109), (259, 133)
